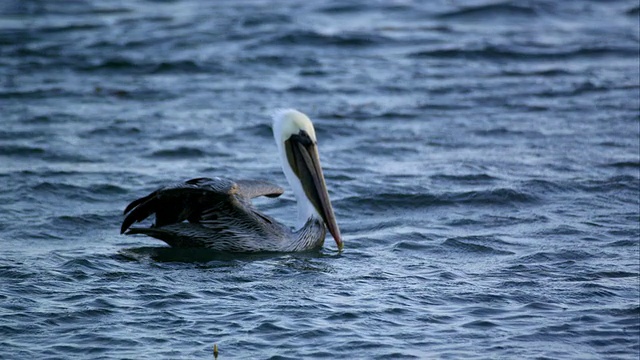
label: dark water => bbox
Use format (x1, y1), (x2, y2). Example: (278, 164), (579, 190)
(1, 0), (639, 358)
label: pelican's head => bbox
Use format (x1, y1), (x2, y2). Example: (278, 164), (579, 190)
(272, 109), (343, 250)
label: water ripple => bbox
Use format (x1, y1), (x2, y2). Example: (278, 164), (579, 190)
(1, 0), (638, 359)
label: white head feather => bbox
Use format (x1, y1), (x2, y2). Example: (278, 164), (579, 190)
(272, 109), (317, 144)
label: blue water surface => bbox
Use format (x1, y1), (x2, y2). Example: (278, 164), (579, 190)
(1, 0), (639, 359)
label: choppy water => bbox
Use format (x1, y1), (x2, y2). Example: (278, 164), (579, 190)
(1, 0), (639, 358)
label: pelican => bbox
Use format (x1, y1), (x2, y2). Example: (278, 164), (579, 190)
(120, 109), (343, 252)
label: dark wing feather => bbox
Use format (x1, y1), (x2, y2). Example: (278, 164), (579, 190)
(121, 177), (282, 234)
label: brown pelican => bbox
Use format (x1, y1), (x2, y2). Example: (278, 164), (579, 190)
(120, 109), (343, 252)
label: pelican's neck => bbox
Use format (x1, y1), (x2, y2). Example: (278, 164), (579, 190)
(277, 145), (321, 229)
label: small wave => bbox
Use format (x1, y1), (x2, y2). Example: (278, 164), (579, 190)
(239, 55), (320, 67)
(0, 266), (36, 281)
(580, 283), (618, 297)
(84, 125), (141, 137)
(447, 214), (549, 228)
(33, 182), (126, 195)
(343, 188), (536, 211)
(325, 108), (419, 121)
(15, 169), (85, 178)
(317, 4), (366, 14)
(239, 13), (290, 27)
(78, 58), (218, 75)
(287, 84), (325, 94)
(437, 3), (537, 20)
(265, 30), (391, 47)
(160, 130), (205, 141)
(0, 130), (42, 140)
(150, 60), (217, 74)
(50, 213), (116, 232)
(0, 145), (45, 156)
(462, 319), (499, 328)
(117, 246), (282, 264)
(536, 224), (584, 237)
(243, 123), (275, 138)
(521, 302), (564, 311)
(407, 44), (637, 60)
(392, 240), (431, 252)
(449, 188), (537, 205)
(501, 68), (573, 77)
(39, 23), (105, 34)
(299, 68), (329, 76)
(519, 249), (595, 263)
(519, 179), (569, 194)
(78, 58), (144, 72)
(605, 160), (639, 169)
(318, 3), (414, 15)
(31, 182), (127, 205)
(149, 147), (206, 159)
(592, 271), (638, 279)
(578, 175), (639, 193)
(564, 80), (638, 97)
(443, 237), (514, 255)
(0, 86), (77, 99)
(430, 173), (498, 183)
(61, 258), (102, 271)
(473, 127), (543, 138)
(23, 113), (80, 124)
(606, 240), (637, 247)
(0, 145), (93, 162)
(52, 6), (132, 16)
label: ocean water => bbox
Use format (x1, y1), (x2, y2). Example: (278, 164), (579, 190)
(1, 0), (639, 358)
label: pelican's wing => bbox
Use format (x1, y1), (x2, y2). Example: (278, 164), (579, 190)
(120, 177), (283, 234)
(235, 179), (284, 199)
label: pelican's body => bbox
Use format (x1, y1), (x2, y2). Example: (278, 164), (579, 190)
(120, 109), (342, 252)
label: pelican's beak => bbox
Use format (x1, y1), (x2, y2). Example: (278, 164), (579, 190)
(285, 130), (343, 250)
